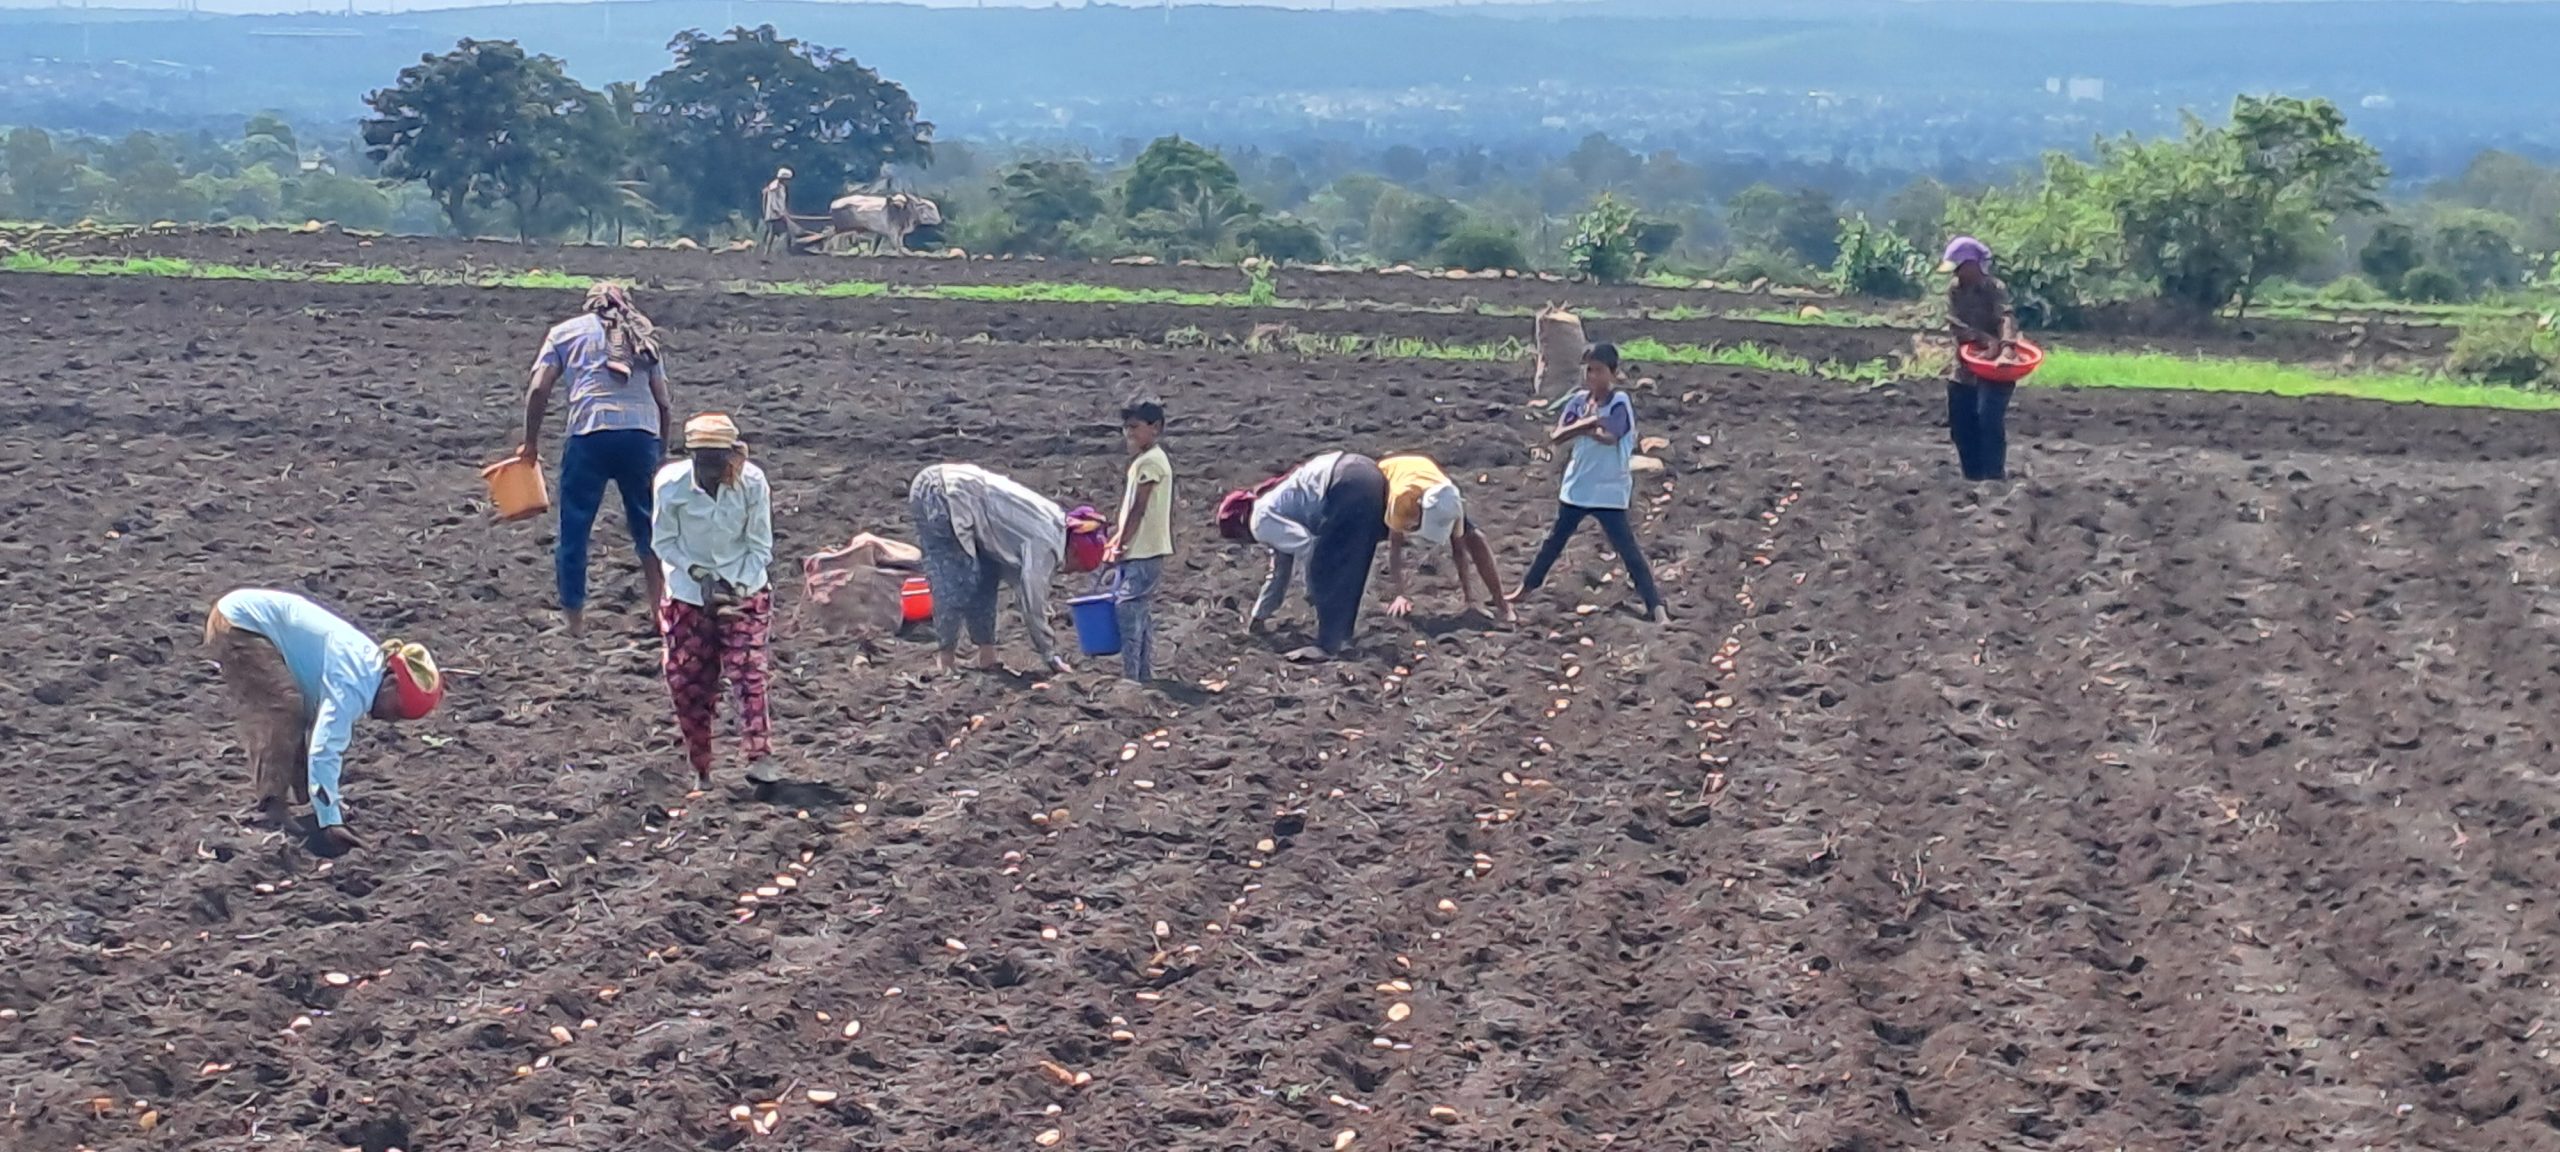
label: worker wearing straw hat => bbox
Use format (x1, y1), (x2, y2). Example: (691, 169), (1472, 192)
(203, 588), (445, 853)
(652, 413), (780, 793)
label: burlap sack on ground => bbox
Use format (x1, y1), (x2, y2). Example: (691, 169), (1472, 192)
(800, 533), (924, 637)
(204, 607), (308, 805)
(1534, 303), (1586, 399)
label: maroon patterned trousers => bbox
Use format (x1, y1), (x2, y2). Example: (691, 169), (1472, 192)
(658, 590), (773, 781)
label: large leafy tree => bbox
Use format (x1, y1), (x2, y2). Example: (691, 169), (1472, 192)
(1943, 154), (2121, 328)
(361, 39), (615, 237)
(1726, 183), (1842, 267)
(101, 132), (198, 223)
(2431, 209), (2528, 293)
(4, 128), (85, 222)
(1129, 187), (1256, 260)
(1122, 136), (1249, 219)
(491, 79), (622, 241)
(1369, 189), (1466, 263)
(988, 158), (1106, 256)
(364, 40), (508, 231)
(2101, 95), (2384, 318)
(2357, 220), (2423, 293)
(638, 25), (933, 233)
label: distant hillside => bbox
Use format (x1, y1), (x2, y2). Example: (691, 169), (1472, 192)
(2, 0), (2553, 173)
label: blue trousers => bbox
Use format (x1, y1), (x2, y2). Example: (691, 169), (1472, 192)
(1114, 557), (1164, 682)
(1946, 379), (2015, 481)
(557, 429), (661, 611)
(1517, 502), (1664, 613)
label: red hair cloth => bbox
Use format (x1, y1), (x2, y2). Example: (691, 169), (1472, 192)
(383, 640), (444, 720)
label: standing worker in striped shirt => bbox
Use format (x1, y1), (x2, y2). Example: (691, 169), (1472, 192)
(204, 588), (446, 853)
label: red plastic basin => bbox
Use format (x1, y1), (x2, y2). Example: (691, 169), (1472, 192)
(1959, 338), (2043, 384)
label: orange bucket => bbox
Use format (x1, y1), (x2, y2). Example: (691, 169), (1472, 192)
(901, 577), (933, 624)
(480, 455), (551, 522)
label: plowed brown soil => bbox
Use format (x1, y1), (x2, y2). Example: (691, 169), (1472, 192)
(1, 265), (2556, 1152)
(46, 225), (2456, 366)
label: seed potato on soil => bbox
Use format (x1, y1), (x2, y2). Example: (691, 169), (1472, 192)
(0, 261), (2554, 1151)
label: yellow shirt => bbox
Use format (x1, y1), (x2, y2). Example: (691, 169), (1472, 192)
(1378, 454), (1451, 534)
(1118, 445), (1175, 560)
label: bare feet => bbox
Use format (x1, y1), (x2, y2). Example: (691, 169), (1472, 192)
(975, 647), (1002, 672)
(563, 609), (586, 638)
(317, 825), (364, 853)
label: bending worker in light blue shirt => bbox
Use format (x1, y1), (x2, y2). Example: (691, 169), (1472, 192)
(204, 589), (447, 852)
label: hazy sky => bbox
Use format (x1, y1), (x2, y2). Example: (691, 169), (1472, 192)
(13, 0), (1569, 12)
(0, 0), (2494, 16)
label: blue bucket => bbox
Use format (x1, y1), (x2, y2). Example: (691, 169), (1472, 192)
(1067, 592), (1121, 657)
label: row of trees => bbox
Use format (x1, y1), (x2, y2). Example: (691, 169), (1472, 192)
(5, 37), (2555, 331)
(1876, 95), (2389, 323)
(0, 119), (426, 232)
(1826, 96), (2557, 322)
(357, 27), (931, 240)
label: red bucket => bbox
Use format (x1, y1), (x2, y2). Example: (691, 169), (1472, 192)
(1958, 338), (2043, 384)
(901, 577), (933, 624)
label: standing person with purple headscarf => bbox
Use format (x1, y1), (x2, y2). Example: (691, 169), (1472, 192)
(1940, 236), (2020, 482)
(514, 282), (675, 635)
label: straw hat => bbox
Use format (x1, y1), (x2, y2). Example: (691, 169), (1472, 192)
(684, 412), (742, 450)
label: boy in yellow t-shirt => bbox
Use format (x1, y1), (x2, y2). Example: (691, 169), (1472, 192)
(1107, 396), (1174, 682)
(1378, 453), (1514, 624)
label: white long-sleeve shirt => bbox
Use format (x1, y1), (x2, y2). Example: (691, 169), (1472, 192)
(652, 458), (774, 606)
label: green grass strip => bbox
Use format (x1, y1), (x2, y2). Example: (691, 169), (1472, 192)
(3, 251), (294, 280)
(10, 249), (2553, 409)
(2035, 348), (2560, 410)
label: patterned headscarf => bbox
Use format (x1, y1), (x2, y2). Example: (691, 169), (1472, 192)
(382, 639), (444, 720)
(583, 280), (659, 381)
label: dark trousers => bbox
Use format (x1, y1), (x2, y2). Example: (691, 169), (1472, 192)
(1310, 456), (1389, 653)
(557, 428), (662, 611)
(1518, 503), (1665, 612)
(1946, 378), (2015, 481)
